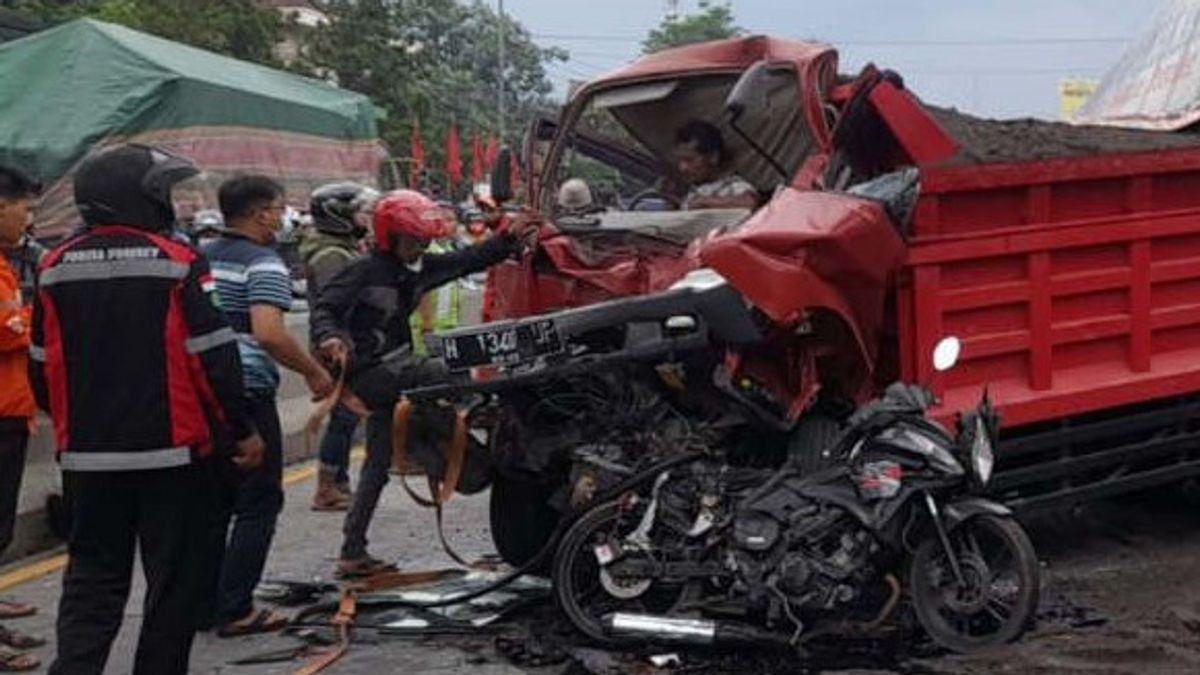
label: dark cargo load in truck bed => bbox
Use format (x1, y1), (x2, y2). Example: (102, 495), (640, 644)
(926, 106), (1200, 166)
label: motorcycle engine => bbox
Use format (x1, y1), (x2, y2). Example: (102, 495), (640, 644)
(732, 500), (877, 616)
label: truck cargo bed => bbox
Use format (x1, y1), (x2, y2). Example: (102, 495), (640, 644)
(904, 143), (1200, 431)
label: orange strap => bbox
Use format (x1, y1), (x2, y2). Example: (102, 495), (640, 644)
(293, 591), (356, 675)
(438, 410), (469, 503)
(390, 397), (413, 474)
(392, 402), (469, 508)
(390, 404), (481, 567)
(303, 365), (368, 458)
(352, 568), (464, 593)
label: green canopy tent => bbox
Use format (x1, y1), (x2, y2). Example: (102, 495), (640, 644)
(0, 18), (385, 237)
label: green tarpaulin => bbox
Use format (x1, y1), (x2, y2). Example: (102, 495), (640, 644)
(0, 19), (384, 237)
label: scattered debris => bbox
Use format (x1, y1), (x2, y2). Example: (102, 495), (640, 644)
(1037, 593), (1111, 630)
(649, 653), (682, 668)
(254, 579), (338, 606)
(493, 634), (569, 668)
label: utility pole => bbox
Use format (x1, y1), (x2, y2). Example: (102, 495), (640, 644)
(497, 0), (506, 140)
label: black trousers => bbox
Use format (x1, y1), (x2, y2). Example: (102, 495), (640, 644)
(0, 427), (29, 557)
(49, 463), (212, 675)
(216, 392), (283, 624)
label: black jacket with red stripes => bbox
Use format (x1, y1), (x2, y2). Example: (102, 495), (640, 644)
(29, 225), (254, 472)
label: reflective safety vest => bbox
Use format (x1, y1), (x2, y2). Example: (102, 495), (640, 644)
(410, 240), (461, 355)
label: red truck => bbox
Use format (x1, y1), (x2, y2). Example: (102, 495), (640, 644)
(483, 35), (1200, 512)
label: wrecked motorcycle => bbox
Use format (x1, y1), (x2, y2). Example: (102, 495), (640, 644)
(410, 294), (1037, 652)
(553, 377), (1039, 653)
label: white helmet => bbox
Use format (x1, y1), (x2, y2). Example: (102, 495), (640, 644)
(192, 209), (224, 236)
(557, 178), (594, 212)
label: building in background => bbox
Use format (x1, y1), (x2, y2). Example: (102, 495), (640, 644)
(259, 0), (329, 65)
(1060, 78), (1098, 122)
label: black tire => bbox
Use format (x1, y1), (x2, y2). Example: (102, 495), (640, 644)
(553, 500), (623, 643)
(909, 515), (1040, 653)
(489, 475), (560, 569)
(552, 498), (688, 643)
(788, 414), (842, 474)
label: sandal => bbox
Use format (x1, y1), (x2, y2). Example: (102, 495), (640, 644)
(311, 488), (351, 512)
(0, 648), (38, 673)
(216, 608), (290, 638)
(0, 603), (34, 620)
(0, 627), (42, 651)
(334, 556), (397, 580)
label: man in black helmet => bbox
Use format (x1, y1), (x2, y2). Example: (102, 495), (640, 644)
(299, 182), (377, 511)
(29, 144), (264, 675)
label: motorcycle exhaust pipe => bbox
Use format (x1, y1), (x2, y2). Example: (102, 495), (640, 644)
(604, 613), (788, 647)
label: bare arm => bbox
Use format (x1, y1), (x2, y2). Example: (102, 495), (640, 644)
(250, 304), (334, 400)
(686, 192), (759, 210)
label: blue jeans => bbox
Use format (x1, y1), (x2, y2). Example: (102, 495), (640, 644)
(318, 403), (359, 484)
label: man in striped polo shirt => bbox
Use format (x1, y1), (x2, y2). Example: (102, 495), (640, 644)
(203, 175), (334, 637)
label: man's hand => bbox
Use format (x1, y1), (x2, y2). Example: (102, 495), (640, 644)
(306, 366), (336, 402)
(233, 432), (266, 471)
(503, 211), (541, 249)
(318, 337), (349, 366)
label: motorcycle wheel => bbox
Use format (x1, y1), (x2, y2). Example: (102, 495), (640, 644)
(489, 476), (560, 571)
(909, 514), (1039, 653)
(553, 499), (684, 643)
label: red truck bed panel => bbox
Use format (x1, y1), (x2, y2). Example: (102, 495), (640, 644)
(904, 149), (1200, 428)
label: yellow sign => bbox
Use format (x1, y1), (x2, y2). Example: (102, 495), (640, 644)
(1060, 79), (1098, 121)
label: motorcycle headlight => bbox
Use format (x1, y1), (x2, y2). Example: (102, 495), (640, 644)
(970, 416), (995, 486)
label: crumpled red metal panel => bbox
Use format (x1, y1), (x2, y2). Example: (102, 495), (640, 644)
(537, 232), (700, 299)
(700, 188), (906, 369)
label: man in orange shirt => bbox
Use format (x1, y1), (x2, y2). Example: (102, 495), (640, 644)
(0, 165), (41, 672)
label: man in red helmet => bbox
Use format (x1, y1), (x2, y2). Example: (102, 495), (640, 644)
(309, 189), (531, 577)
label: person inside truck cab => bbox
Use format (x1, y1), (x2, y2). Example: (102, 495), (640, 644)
(674, 120), (757, 210)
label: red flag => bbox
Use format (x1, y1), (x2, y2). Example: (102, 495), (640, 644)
(445, 124), (462, 189)
(485, 135), (499, 172)
(471, 133), (485, 184)
(409, 120), (425, 189)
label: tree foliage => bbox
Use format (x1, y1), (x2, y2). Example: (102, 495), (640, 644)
(8, 0), (284, 64)
(305, 0), (565, 172)
(642, 1), (742, 54)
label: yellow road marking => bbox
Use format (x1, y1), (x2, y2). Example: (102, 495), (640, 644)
(0, 447), (365, 591)
(0, 553), (68, 592)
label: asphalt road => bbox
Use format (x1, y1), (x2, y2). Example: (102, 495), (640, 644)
(5, 462), (1200, 674)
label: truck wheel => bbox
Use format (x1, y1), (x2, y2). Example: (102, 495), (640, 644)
(787, 414), (843, 474)
(489, 476), (560, 570)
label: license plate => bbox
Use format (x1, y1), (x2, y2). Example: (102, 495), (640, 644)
(442, 320), (562, 371)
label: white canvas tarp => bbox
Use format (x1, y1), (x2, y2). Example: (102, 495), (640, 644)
(1076, 0), (1200, 130)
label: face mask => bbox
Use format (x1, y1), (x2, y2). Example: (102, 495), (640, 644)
(273, 206), (297, 244)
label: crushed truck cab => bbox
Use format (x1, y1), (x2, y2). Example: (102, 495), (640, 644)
(487, 34), (1200, 511)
